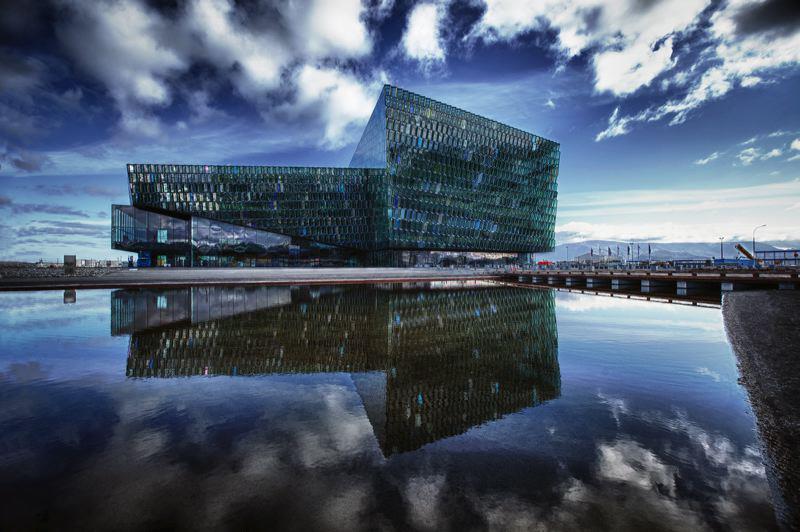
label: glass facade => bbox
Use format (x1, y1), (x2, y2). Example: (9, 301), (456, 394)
(112, 85), (559, 266)
(111, 205), (190, 266)
(373, 85), (559, 252)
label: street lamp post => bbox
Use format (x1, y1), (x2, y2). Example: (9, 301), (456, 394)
(718, 236), (724, 261)
(752, 224), (766, 260)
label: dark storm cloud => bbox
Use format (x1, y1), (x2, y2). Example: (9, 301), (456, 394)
(0, 104), (40, 142)
(0, 0), (52, 43)
(0, 195), (89, 217)
(2, 150), (49, 172)
(0, 50), (45, 93)
(734, 0), (800, 36)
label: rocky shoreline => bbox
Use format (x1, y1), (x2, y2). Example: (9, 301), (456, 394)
(723, 290), (800, 530)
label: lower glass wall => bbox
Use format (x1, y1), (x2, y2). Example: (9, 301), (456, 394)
(112, 205), (362, 267)
(111, 205), (190, 266)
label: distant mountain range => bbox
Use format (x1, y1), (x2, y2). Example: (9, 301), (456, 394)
(534, 240), (800, 262)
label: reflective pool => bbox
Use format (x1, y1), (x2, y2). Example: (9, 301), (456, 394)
(0, 284), (779, 529)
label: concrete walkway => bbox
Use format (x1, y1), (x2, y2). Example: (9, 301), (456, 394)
(0, 267), (504, 291)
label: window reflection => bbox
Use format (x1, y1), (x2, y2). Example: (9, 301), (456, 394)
(112, 284), (559, 455)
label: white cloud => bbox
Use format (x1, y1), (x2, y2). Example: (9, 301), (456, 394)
(184, 0), (288, 99)
(54, 0), (378, 147)
(592, 38), (677, 97)
(595, 107), (633, 141)
(301, 0), (373, 58)
(737, 147), (760, 165)
(292, 65), (386, 149)
(545, 98), (556, 109)
(737, 146), (783, 165)
(402, 3), (446, 65)
(791, 138), (800, 151)
(740, 75), (761, 87)
(694, 151), (720, 165)
(595, 0), (800, 140)
(469, 0), (709, 97)
(56, 0), (187, 137)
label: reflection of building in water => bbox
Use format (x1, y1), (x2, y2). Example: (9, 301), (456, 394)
(112, 284), (559, 454)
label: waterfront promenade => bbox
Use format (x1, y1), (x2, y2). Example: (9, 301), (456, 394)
(0, 267), (503, 291)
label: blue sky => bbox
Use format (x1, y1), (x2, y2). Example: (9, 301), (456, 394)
(1, 0), (799, 260)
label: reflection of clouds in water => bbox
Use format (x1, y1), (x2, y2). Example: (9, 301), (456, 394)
(639, 409), (765, 478)
(0, 291), (107, 323)
(404, 474), (447, 531)
(468, 390), (772, 531)
(376, 391), (772, 530)
(1, 375), (381, 529)
(592, 400), (769, 530)
(471, 420), (767, 532)
(1, 370), (774, 530)
(556, 293), (724, 334)
(598, 439), (677, 495)
(295, 384), (377, 468)
(597, 392), (628, 426)
(0, 361), (49, 383)
(695, 366), (722, 382)
(557, 293), (651, 313)
(557, 292), (699, 314)
(473, 477), (710, 531)
(321, 483), (372, 532)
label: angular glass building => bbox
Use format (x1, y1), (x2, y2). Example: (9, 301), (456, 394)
(112, 85), (559, 267)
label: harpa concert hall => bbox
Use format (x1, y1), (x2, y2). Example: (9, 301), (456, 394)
(111, 85), (559, 267)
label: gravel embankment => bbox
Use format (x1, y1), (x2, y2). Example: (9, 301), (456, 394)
(723, 290), (800, 529)
(0, 266), (116, 279)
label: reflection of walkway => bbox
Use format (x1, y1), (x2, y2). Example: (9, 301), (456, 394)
(723, 291), (800, 529)
(112, 284), (560, 455)
(503, 282), (722, 307)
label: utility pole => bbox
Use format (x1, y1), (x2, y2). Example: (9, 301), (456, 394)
(752, 224), (766, 261)
(718, 236), (724, 261)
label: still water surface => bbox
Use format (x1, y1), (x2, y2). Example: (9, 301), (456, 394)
(0, 283), (778, 530)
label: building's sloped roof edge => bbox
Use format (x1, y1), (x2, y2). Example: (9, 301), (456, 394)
(382, 84), (559, 147)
